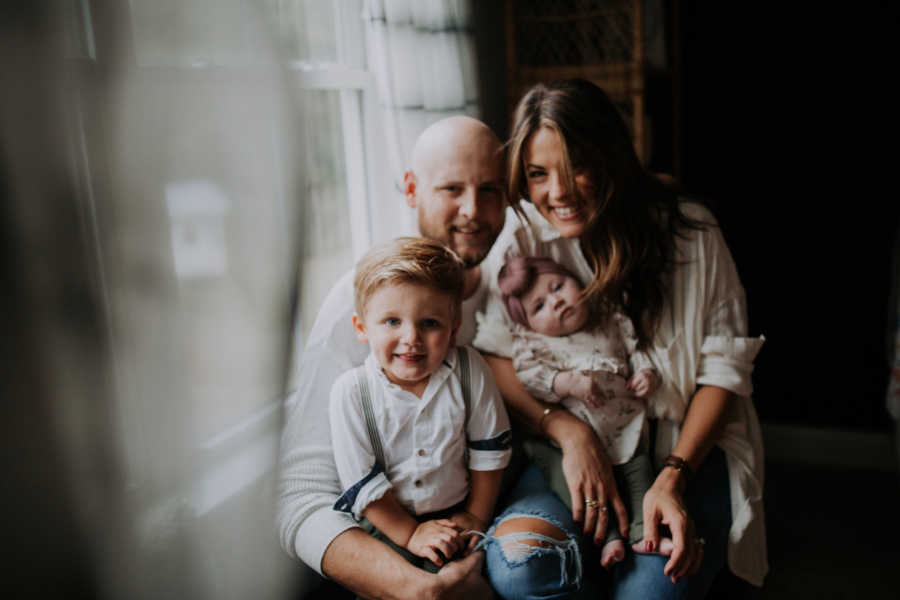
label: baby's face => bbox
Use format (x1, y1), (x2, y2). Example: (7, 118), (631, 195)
(521, 272), (590, 336)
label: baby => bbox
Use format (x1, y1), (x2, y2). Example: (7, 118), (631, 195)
(330, 237), (512, 571)
(495, 255), (667, 567)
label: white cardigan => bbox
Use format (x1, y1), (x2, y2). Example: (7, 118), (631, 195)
(474, 201), (768, 586)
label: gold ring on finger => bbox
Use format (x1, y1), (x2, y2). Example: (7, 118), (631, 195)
(585, 499), (600, 508)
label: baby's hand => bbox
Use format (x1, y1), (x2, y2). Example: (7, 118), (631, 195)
(406, 519), (462, 565)
(449, 511), (487, 554)
(628, 369), (660, 398)
(554, 371), (606, 408)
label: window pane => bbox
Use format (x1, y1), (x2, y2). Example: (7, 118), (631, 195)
(295, 89), (354, 342)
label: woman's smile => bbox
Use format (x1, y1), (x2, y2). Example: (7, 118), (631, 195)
(523, 127), (596, 238)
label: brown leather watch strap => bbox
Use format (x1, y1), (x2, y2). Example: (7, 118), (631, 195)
(662, 454), (694, 480)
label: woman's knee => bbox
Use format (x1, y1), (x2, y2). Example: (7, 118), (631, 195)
(494, 516), (569, 556)
(483, 513), (584, 599)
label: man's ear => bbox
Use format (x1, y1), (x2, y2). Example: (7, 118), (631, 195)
(352, 312), (368, 343)
(403, 170), (417, 208)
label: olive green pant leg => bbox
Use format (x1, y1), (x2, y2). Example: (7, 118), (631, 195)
(613, 451), (654, 545)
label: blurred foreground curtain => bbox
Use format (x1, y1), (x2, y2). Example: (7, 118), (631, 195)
(363, 0), (479, 239)
(2, 1), (314, 598)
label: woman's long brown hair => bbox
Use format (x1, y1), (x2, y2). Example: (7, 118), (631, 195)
(508, 79), (708, 348)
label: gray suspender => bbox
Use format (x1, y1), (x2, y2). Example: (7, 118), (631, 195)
(354, 366), (387, 469)
(456, 346), (471, 414)
(355, 347), (471, 470)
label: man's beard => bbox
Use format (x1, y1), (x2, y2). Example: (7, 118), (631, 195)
(459, 248), (487, 268)
(443, 233), (492, 268)
(419, 221), (495, 268)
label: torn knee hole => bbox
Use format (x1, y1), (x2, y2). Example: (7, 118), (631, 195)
(495, 516), (568, 541)
(494, 517), (569, 560)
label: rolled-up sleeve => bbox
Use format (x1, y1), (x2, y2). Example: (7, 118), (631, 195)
(697, 334), (765, 397)
(329, 371), (393, 520)
(463, 347), (512, 471)
(694, 224), (765, 397)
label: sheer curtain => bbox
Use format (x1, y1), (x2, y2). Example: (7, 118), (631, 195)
(363, 0), (480, 241)
(1, 1), (333, 598)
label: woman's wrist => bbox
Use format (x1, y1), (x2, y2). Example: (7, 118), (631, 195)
(544, 410), (592, 449)
(654, 461), (688, 495)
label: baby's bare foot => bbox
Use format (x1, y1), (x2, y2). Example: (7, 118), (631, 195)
(632, 537), (674, 555)
(600, 539), (625, 568)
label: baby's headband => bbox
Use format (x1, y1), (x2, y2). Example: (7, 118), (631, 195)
(498, 256), (576, 327)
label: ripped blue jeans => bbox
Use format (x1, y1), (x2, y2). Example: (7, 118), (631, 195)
(476, 464), (599, 599)
(477, 449), (732, 600)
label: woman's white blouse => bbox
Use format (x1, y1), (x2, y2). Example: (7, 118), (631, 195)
(475, 201), (768, 586)
(329, 347), (512, 521)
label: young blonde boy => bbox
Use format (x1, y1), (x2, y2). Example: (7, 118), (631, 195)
(330, 237), (511, 571)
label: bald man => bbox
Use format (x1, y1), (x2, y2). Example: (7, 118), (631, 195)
(278, 116), (506, 599)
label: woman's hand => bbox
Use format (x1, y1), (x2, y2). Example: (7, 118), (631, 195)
(641, 468), (704, 583)
(548, 413), (629, 546)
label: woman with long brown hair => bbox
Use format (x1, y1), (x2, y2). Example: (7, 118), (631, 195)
(473, 79), (765, 598)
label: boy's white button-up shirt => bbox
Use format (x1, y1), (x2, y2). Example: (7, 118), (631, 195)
(329, 346), (511, 520)
(277, 268), (492, 574)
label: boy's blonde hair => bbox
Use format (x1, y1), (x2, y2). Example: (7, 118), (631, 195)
(354, 237), (466, 318)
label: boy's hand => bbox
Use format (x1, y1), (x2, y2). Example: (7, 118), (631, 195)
(406, 519), (462, 565)
(628, 369), (660, 398)
(554, 371), (606, 409)
(449, 511), (488, 554)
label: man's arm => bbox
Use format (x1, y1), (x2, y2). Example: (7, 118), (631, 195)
(322, 529), (489, 600)
(363, 492), (462, 566)
(277, 272), (366, 568)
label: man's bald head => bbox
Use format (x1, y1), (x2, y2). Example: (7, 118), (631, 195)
(404, 116), (506, 268)
(411, 115), (502, 177)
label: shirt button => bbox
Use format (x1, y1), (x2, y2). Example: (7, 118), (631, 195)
(417, 449), (426, 457)
(414, 479), (422, 487)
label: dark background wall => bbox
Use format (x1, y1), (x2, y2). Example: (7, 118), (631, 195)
(678, 2), (898, 430)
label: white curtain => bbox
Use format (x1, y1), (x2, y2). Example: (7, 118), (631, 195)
(363, 0), (479, 240)
(2, 2), (309, 598)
